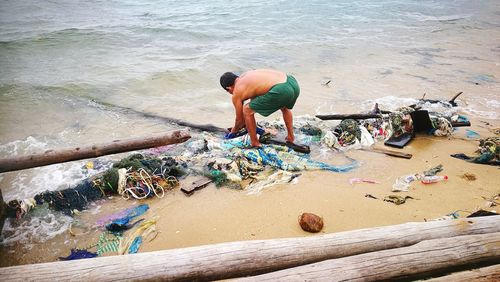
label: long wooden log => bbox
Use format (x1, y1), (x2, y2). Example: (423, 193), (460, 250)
(316, 113), (470, 130)
(237, 232), (500, 281)
(425, 264), (500, 282)
(0, 216), (498, 281)
(0, 130), (191, 173)
(316, 113), (381, 120)
(90, 98), (227, 133)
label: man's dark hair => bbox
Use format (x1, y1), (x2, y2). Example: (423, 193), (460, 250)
(220, 72), (238, 90)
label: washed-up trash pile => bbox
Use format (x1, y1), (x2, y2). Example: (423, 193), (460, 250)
(60, 204), (157, 260)
(5, 154), (186, 219)
(179, 131), (358, 191)
(2, 94), (489, 223)
(259, 101), (472, 152)
(451, 137), (500, 166)
(392, 164), (447, 192)
(426, 209), (498, 222)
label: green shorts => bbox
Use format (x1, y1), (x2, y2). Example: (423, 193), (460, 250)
(249, 75), (300, 117)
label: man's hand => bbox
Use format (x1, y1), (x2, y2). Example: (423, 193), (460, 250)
(224, 132), (237, 139)
(256, 127), (265, 135)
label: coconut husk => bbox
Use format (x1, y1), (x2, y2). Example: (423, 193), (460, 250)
(299, 212), (324, 233)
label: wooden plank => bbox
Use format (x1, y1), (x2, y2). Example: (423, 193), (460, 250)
(0, 216), (498, 281)
(237, 232), (500, 281)
(360, 147), (413, 159)
(452, 121), (471, 127)
(425, 264), (500, 282)
(0, 131), (191, 173)
(181, 177), (213, 195)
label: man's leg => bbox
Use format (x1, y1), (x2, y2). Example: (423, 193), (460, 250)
(281, 107), (294, 143)
(243, 104), (261, 147)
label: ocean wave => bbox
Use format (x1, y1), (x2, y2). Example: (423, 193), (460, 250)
(0, 135), (51, 157)
(0, 209), (72, 247)
(0, 131), (114, 201)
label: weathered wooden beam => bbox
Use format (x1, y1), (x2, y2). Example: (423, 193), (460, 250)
(425, 264), (500, 282)
(316, 113), (381, 120)
(0, 131), (191, 173)
(237, 232), (500, 281)
(89, 98), (227, 133)
(316, 113), (470, 127)
(0, 216), (498, 281)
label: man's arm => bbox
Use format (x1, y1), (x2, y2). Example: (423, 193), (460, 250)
(231, 95), (246, 133)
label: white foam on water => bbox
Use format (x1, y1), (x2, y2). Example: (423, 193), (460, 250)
(6, 163), (89, 201)
(1, 136), (112, 201)
(0, 136), (50, 157)
(0, 209), (72, 248)
(362, 96), (420, 112)
(461, 97), (500, 120)
(418, 102), (460, 117)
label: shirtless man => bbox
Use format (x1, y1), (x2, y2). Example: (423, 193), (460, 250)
(220, 69), (300, 147)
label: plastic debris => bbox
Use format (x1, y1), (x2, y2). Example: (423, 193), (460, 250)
(482, 194), (499, 207)
(423, 164), (443, 176)
(59, 249), (98, 261)
(427, 211), (460, 221)
(118, 217), (158, 255)
(421, 175), (448, 184)
(392, 174), (421, 192)
(349, 178), (379, 185)
(465, 129), (480, 139)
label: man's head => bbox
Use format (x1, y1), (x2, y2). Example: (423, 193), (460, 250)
(220, 72), (238, 93)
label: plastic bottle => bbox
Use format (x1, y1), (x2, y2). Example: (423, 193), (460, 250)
(421, 175), (448, 184)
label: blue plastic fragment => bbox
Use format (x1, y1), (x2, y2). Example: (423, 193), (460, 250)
(128, 236), (143, 254)
(59, 249), (98, 260)
(466, 129), (480, 139)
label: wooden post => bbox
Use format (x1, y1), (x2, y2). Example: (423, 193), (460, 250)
(0, 216), (498, 281)
(0, 131), (191, 173)
(238, 232), (500, 281)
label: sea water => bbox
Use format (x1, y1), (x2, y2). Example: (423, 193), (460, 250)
(1, 0), (499, 243)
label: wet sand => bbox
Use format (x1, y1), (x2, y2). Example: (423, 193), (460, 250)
(1, 116), (498, 267)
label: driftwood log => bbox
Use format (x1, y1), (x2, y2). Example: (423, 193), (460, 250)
(0, 216), (498, 281)
(0, 130), (191, 173)
(237, 232), (500, 281)
(425, 264), (500, 282)
(315, 113), (471, 127)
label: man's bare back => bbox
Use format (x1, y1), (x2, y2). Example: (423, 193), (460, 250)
(219, 68), (300, 147)
(233, 69), (287, 101)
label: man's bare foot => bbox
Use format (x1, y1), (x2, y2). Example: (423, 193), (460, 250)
(250, 142), (262, 148)
(285, 136), (294, 143)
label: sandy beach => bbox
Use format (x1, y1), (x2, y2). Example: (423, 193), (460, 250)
(1, 113), (498, 267)
(1, 0), (499, 273)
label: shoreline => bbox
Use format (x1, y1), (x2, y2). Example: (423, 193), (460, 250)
(0, 115), (498, 267)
